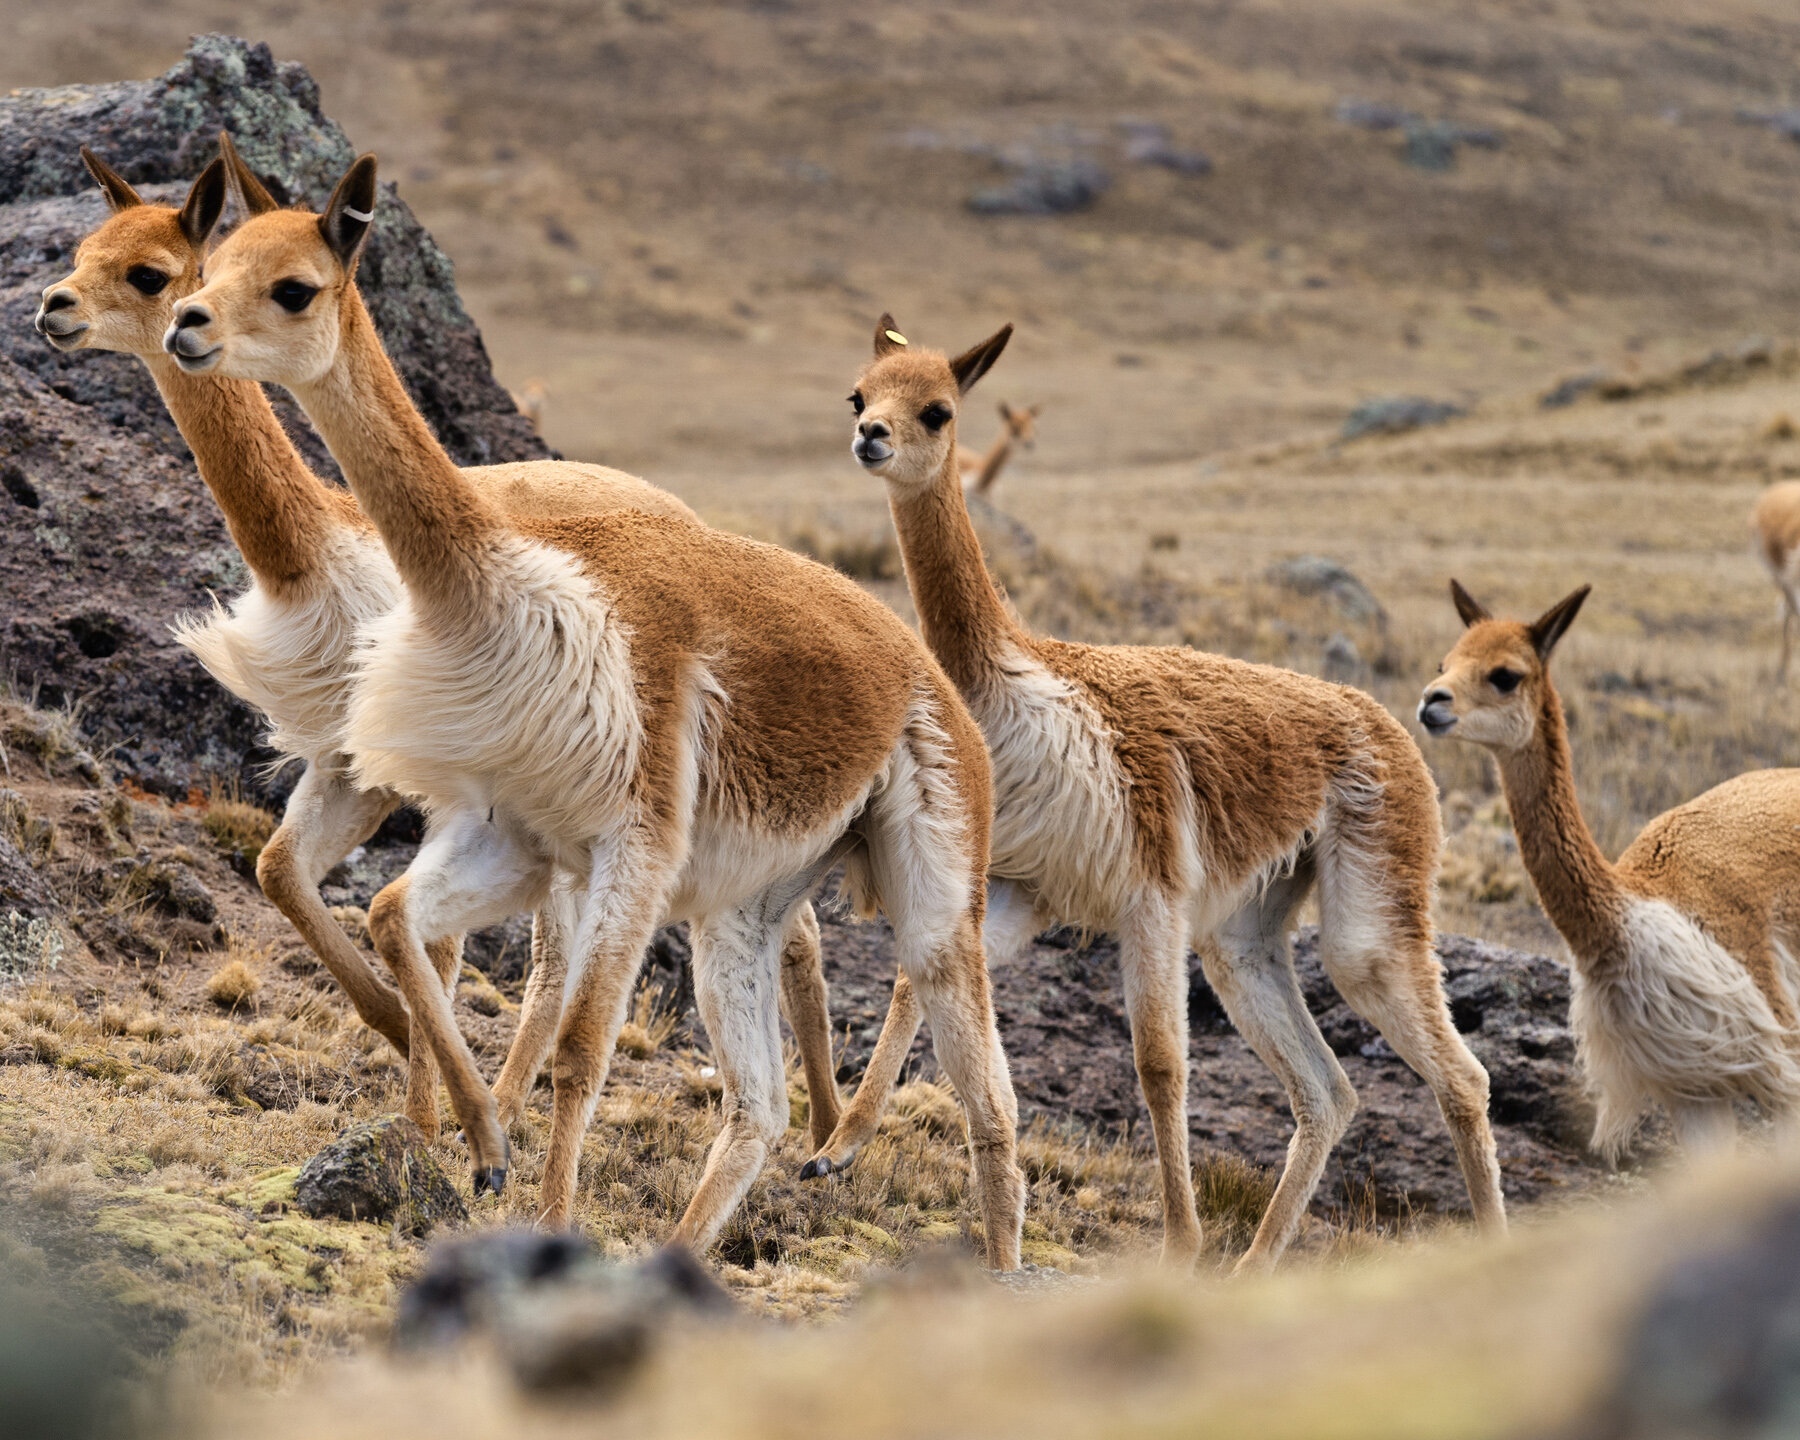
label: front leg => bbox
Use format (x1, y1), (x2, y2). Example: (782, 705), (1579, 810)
(492, 876), (579, 1127)
(367, 807), (552, 1195)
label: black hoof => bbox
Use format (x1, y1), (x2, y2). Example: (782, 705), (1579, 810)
(472, 1165), (508, 1198)
(800, 1155), (845, 1181)
(454, 1130), (466, 1147)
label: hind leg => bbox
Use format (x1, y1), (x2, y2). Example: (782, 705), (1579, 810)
(777, 902), (841, 1151)
(1204, 864), (1359, 1273)
(492, 876), (579, 1128)
(401, 933), (464, 1141)
(1118, 896), (1201, 1267)
(1316, 881), (1506, 1239)
(668, 899), (794, 1254)
(801, 969), (920, 1179)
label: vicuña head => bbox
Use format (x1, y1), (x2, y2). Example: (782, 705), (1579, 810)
(165, 133), (376, 384)
(850, 312), (1013, 495)
(36, 148), (226, 357)
(1417, 580), (1590, 751)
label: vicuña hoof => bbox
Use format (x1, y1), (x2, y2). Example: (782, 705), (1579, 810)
(799, 1153), (848, 1181)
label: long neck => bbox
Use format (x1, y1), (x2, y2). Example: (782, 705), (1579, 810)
(887, 446), (1027, 694)
(1494, 685), (1632, 972)
(970, 431), (1012, 495)
(288, 290), (503, 614)
(141, 353), (344, 591)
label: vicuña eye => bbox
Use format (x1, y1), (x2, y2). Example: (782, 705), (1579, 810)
(920, 403), (952, 432)
(272, 279), (318, 313)
(126, 266), (168, 296)
(848, 392), (865, 415)
(1487, 667), (1522, 693)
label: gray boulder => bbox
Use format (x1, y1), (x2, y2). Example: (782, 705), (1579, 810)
(1342, 395), (1466, 440)
(1266, 555), (1388, 627)
(294, 1115), (468, 1235)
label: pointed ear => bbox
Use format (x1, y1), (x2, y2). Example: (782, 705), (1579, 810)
(177, 159), (228, 249)
(1528, 585), (1590, 661)
(319, 154), (379, 270)
(1028, 403), (1042, 418)
(80, 146), (141, 213)
(949, 323), (1013, 395)
(1449, 579), (1491, 628)
(218, 132), (281, 216)
(998, 401), (1015, 423)
(873, 312), (908, 358)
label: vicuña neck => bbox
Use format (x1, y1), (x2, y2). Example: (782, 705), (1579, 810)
(288, 289), (503, 613)
(887, 455), (1025, 694)
(970, 432), (1012, 496)
(1494, 685), (1632, 972)
(142, 352), (342, 592)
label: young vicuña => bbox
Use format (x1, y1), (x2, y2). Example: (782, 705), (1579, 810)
(1751, 481), (1800, 681)
(956, 400), (1039, 497)
(829, 315), (1506, 1270)
(1420, 581), (1800, 1157)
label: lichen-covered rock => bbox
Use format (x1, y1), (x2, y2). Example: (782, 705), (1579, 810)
(294, 1116), (467, 1236)
(0, 36), (548, 803)
(0, 835), (56, 921)
(113, 854), (216, 923)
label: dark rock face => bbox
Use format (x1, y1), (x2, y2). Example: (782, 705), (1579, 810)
(0, 35), (547, 802)
(294, 1115), (468, 1235)
(813, 910), (1609, 1221)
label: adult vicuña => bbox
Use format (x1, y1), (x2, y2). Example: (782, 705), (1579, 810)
(1751, 481), (1800, 681)
(40, 144), (840, 1152)
(828, 316), (1506, 1270)
(957, 400), (1039, 497)
(1420, 581), (1800, 1157)
(163, 151), (1025, 1263)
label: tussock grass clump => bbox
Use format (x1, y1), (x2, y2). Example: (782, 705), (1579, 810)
(616, 981), (680, 1059)
(202, 785), (277, 871)
(205, 960), (260, 1011)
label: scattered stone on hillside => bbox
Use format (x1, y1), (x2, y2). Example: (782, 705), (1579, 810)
(1735, 107), (1800, 143)
(0, 35), (548, 804)
(1541, 369), (1609, 408)
(1341, 395), (1467, 440)
(114, 854), (217, 923)
(1586, 1192), (1800, 1439)
(294, 1116), (468, 1235)
(1117, 121), (1212, 176)
(1266, 555), (1388, 626)
(1336, 98), (1416, 131)
(0, 908), (63, 981)
(396, 1230), (730, 1394)
(969, 159), (1111, 216)
(1320, 633), (1365, 683)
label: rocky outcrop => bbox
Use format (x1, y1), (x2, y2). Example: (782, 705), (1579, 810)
(0, 36), (548, 801)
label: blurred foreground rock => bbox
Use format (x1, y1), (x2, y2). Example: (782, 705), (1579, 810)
(295, 1116), (467, 1236)
(397, 1231), (730, 1394)
(0, 35), (548, 802)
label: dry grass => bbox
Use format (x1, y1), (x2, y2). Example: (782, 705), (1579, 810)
(204, 958), (261, 1012)
(201, 785), (277, 872)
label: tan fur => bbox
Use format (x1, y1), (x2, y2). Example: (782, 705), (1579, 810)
(1421, 583), (1800, 1157)
(1751, 481), (1800, 680)
(42, 152), (832, 1141)
(955, 400), (1039, 496)
(843, 318), (1505, 1270)
(168, 155), (1023, 1264)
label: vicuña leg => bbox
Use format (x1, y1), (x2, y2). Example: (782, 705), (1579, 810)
(1782, 585), (1800, 682)
(368, 807), (552, 1194)
(669, 898), (795, 1253)
(1315, 854), (1506, 1241)
(1203, 862), (1358, 1274)
(1118, 897), (1201, 1267)
(1669, 1098), (1738, 1159)
(776, 902), (840, 1150)
(402, 933), (464, 1141)
(255, 762), (410, 1054)
(801, 968), (920, 1178)
(535, 843), (672, 1229)
(492, 876), (579, 1127)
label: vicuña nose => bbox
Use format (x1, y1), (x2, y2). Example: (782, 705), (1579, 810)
(1422, 687), (1452, 707)
(40, 289), (77, 313)
(859, 418), (890, 440)
(173, 304), (212, 330)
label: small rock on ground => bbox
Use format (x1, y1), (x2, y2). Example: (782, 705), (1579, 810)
(294, 1115), (467, 1236)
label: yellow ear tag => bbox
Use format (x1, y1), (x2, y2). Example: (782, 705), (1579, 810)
(884, 329), (908, 345)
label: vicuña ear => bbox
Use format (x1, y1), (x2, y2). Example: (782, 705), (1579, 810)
(217, 132), (281, 217)
(998, 400), (1015, 423)
(949, 323), (1013, 395)
(874, 312), (909, 358)
(320, 154), (379, 270)
(178, 159), (228, 249)
(79, 146), (142, 213)
(1449, 579), (1491, 629)
(1528, 584), (1590, 661)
